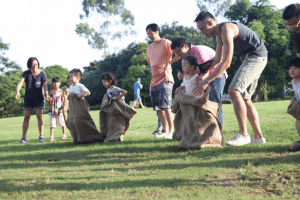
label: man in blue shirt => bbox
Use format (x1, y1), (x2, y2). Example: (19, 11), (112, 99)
(132, 78), (146, 108)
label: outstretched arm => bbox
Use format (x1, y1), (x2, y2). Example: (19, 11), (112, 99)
(15, 78), (25, 100)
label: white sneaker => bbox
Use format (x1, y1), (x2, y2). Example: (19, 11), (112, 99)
(154, 132), (167, 138)
(164, 133), (173, 139)
(225, 134), (251, 146)
(250, 137), (266, 144)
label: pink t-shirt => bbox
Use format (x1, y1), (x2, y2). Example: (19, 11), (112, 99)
(147, 39), (174, 87)
(191, 45), (227, 79)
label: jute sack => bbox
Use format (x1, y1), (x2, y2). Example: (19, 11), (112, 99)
(290, 141), (300, 152)
(100, 94), (137, 142)
(287, 97), (300, 120)
(174, 91), (224, 149)
(68, 94), (103, 144)
(171, 101), (183, 141)
(61, 86), (70, 130)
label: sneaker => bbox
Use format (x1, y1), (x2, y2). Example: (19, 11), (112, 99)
(151, 130), (162, 136)
(49, 137), (54, 142)
(250, 137), (266, 144)
(225, 134), (251, 146)
(154, 132), (167, 138)
(61, 135), (67, 140)
(164, 133), (173, 139)
(20, 136), (27, 143)
(38, 136), (44, 143)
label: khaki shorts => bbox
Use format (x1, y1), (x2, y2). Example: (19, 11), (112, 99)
(229, 55), (267, 100)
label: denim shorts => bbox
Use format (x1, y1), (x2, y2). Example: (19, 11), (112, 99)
(134, 94), (141, 101)
(150, 82), (173, 111)
(229, 56), (267, 99)
(23, 100), (45, 110)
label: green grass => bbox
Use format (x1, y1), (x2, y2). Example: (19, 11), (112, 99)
(1, 100), (300, 199)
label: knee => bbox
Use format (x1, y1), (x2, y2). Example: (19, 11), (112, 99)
(228, 89), (239, 98)
(24, 116), (30, 122)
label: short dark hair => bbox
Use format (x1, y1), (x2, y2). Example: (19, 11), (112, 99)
(69, 68), (82, 78)
(101, 72), (117, 86)
(194, 11), (216, 22)
(27, 57), (40, 69)
(171, 37), (191, 50)
(146, 23), (160, 32)
(287, 57), (300, 69)
(283, 4), (300, 20)
(52, 77), (61, 83)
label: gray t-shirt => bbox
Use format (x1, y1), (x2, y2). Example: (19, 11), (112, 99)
(219, 22), (268, 59)
(107, 86), (122, 99)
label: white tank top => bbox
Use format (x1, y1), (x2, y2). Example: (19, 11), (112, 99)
(183, 74), (202, 98)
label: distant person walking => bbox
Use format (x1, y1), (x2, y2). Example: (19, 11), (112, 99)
(15, 57), (50, 143)
(132, 78), (146, 108)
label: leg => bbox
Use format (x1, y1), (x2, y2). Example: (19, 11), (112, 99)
(164, 108), (174, 133)
(50, 128), (54, 137)
(208, 74), (226, 126)
(139, 98), (144, 108)
(132, 100), (136, 108)
(228, 89), (248, 136)
(244, 99), (263, 139)
(158, 109), (169, 134)
(35, 109), (44, 136)
(22, 109), (31, 137)
(156, 110), (163, 132)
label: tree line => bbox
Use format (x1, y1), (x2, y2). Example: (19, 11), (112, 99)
(0, 0), (295, 117)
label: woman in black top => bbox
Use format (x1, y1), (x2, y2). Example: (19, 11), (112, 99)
(15, 57), (50, 143)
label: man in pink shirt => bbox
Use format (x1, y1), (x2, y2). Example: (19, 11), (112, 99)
(171, 37), (227, 126)
(146, 23), (180, 139)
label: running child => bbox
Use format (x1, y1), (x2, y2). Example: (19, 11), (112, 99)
(48, 77), (67, 141)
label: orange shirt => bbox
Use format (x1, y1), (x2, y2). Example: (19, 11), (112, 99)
(147, 39), (174, 87)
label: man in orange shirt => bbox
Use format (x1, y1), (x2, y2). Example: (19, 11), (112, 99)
(146, 23), (179, 139)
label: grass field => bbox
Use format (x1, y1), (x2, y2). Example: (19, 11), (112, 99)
(1, 100), (300, 199)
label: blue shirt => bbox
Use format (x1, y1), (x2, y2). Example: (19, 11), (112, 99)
(134, 82), (142, 95)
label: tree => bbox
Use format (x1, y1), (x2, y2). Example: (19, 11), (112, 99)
(43, 65), (70, 90)
(75, 0), (135, 56)
(195, 0), (232, 18)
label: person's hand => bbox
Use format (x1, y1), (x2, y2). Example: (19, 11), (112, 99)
(45, 94), (51, 101)
(77, 94), (84, 99)
(193, 78), (208, 96)
(111, 97), (119, 101)
(15, 91), (20, 100)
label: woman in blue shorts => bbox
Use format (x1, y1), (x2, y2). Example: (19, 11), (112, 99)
(15, 57), (50, 143)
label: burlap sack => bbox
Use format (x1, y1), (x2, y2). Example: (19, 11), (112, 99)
(287, 97), (300, 120)
(100, 94), (137, 143)
(171, 101), (183, 141)
(61, 86), (70, 130)
(68, 94), (103, 144)
(290, 141), (300, 152)
(174, 91), (224, 149)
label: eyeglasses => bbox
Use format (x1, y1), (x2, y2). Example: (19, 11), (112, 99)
(196, 21), (208, 33)
(287, 19), (300, 29)
(174, 46), (183, 55)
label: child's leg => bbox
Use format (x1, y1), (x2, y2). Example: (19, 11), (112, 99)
(50, 128), (55, 137)
(296, 120), (300, 136)
(62, 126), (66, 135)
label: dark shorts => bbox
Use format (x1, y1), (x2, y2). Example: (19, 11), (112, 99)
(150, 82), (173, 111)
(134, 94), (141, 101)
(23, 99), (45, 110)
